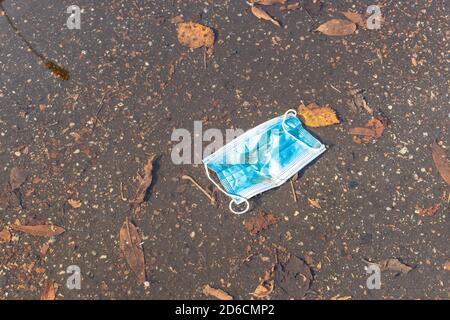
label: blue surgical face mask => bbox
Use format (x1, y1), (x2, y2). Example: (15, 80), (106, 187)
(203, 109), (326, 214)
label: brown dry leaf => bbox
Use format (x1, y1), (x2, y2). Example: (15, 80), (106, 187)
(341, 11), (366, 29)
(244, 212), (279, 235)
(316, 19), (356, 36)
(251, 5), (281, 27)
(254, 0), (286, 5)
(0, 227), (11, 243)
(119, 218), (146, 284)
(10, 167), (28, 190)
(377, 258), (413, 274)
(177, 22), (215, 54)
(308, 198), (321, 209)
(10, 224), (65, 237)
(415, 203), (441, 217)
(130, 154), (157, 207)
(68, 199), (81, 209)
(251, 267), (275, 298)
(431, 142), (450, 185)
(202, 284), (233, 300)
(41, 280), (58, 300)
(298, 102), (340, 128)
(349, 117), (385, 144)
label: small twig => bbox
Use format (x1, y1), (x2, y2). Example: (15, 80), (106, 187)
(120, 182), (128, 201)
(203, 47), (207, 69)
(290, 179), (297, 202)
(330, 83), (342, 93)
(181, 175), (216, 205)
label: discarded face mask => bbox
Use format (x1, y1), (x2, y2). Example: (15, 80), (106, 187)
(203, 109), (326, 214)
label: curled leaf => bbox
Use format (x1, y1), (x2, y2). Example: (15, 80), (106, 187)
(316, 19), (356, 36)
(45, 60), (70, 81)
(298, 102), (340, 127)
(251, 267), (275, 298)
(251, 5), (281, 27)
(349, 118), (385, 144)
(376, 258), (413, 274)
(130, 154), (157, 207)
(202, 284), (233, 300)
(119, 218), (146, 284)
(431, 142), (450, 185)
(10, 224), (65, 237)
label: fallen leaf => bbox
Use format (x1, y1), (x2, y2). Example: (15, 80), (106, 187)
(244, 212), (279, 235)
(130, 154), (157, 207)
(202, 284), (233, 300)
(347, 88), (373, 114)
(68, 199), (82, 209)
(349, 117), (385, 144)
(251, 5), (281, 27)
(376, 258), (413, 274)
(411, 56), (418, 67)
(119, 218), (146, 284)
(316, 19), (356, 36)
(251, 267), (275, 298)
(341, 11), (366, 28)
(10, 224), (65, 237)
(45, 60), (70, 81)
(308, 198), (322, 209)
(177, 22), (215, 55)
(298, 102), (339, 127)
(10, 167), (28, 190)
(41, 280), (58, 300)
(415, 203), (441, 217)
(431, 142), (450, 185)
(0, 227), (11, 243)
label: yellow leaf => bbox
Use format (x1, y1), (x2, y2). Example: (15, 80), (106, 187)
(298, 102), (340, 127)
(308, 198), (321, 209)
(177, 22), (215, 53)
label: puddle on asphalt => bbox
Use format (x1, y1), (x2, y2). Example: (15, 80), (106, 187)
(0, 1), (70, 80)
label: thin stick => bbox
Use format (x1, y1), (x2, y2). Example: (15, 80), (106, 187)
(290, 179), (297, 202)
(181, 175), (215, 205)
(330, 83), (342, 93)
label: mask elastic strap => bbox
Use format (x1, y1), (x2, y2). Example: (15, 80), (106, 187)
(203, 163), (250, 215)
(282, 109), (322, 150)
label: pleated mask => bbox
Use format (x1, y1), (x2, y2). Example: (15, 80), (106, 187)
(203, 109), (326, 214)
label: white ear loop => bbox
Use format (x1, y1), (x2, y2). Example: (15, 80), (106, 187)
(282, 109), (323, 150)
(203, 163), (250, 215)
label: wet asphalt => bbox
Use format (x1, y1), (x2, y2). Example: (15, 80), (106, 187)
(0, 0), (449, 299)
